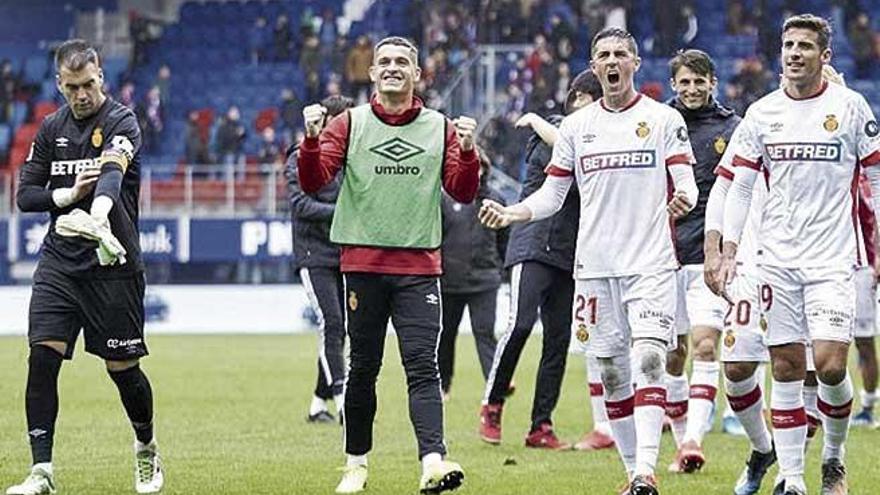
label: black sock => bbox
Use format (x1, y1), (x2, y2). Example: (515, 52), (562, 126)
(26, 345), (64, 464)
(108, 364), (154, 444)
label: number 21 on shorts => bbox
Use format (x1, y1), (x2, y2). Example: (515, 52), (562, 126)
(574, 294), (597, 342)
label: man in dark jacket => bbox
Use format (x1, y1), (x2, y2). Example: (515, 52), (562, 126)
(662, 49), (742, 473)
(438, 152), (509, 398)
(479, 70), (602, 450)
(286, 95), (354, 423)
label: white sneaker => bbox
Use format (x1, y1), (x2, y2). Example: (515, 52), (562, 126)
(419, 460), (464, 494)
(134, 440), (164, 494)
(335, 465), (367, 494)
(6, 466), (56, 495)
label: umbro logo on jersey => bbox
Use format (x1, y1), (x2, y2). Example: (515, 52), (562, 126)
(765, 142), (840, 162)
(369, 137), (425, 163)
(770, 122), (784, 133)
(578, 150), (656, 174)
(55, 137), (69, 147)
(581, 133), (597, 144)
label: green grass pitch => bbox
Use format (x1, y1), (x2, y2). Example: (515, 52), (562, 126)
(1, 334), (879, 494)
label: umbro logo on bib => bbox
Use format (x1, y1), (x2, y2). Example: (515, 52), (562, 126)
(369, 137), (425, 163)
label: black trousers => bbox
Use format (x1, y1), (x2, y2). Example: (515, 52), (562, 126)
(438, 289), (498, 393)
(301, 267), (346, 399)
(342, 273), (446, 459)
(483, 261), (573, 431)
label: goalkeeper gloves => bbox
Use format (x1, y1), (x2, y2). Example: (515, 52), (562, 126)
(55, 209), (127, 266)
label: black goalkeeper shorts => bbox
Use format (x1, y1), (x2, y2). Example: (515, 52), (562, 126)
(28, 265), (147, 361)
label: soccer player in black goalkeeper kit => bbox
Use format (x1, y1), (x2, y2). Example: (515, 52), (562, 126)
(6, 40), (163, 495)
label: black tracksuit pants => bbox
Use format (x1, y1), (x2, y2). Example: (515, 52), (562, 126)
(343, 273), (446, 459)
(301, 267), (346, 399)
(483, 261), (573, 431)
(438, 289), (498, 393)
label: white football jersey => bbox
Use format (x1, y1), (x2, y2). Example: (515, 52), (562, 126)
(550, 94), (695, 278)
(727, 82), (880, 268)
(716, 125), (768, 271)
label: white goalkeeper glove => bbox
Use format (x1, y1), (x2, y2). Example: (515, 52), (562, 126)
(55, 209), (127, 266)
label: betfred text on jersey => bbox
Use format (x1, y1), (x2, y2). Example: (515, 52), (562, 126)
(50, 158), (100, 176)
(374, 164), (421, 175)
(578, 150), (656, 174)
(764, 142), (841, 162)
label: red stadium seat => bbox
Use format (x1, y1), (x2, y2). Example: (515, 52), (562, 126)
(9, 143), (31, 170)
(254, 107), (278, 133)
(13, 123), (40, 148)
(33, 101), (59, 123)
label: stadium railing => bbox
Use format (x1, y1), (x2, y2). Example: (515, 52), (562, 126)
(0, 164), (288, 218)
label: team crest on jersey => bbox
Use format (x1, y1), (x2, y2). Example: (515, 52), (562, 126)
(576, 323), (590, 342)
(823, 114), (839, 132)
(348, 291), (358, 311)
(635, 122), (650, 138)
(723, 330), (736, 348)
(714, 136), (727, 154)
(91, 127), (103, 148)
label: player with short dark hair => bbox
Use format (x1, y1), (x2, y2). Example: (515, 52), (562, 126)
(298, 35), (479, 494)
(6, 39), (162, 495)
(717, 13), (880, 495)
(663, 48), (741, 474)
(481, 27), (698, 494)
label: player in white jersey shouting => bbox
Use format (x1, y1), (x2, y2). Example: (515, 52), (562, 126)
(479, 27), (698, 495)
(718, 14), (880, 495)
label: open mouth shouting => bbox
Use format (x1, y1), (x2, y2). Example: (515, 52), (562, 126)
(606, 69), (621, 85)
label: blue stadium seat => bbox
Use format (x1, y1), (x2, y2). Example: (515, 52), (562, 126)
(0, 124), (11, 153)
(22, 55), (49, 84)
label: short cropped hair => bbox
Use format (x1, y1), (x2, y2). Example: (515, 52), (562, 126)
(782, 13), (832, 51)
(591, 27), (638, 58)
(321, 95), (355, 118)
(565, 69), (602, 112)
(55, 39), (100, 72)
(374, 36), (419, 64)
(669, 49), (716, 79)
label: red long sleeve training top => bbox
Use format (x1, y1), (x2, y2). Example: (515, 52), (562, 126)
(297, 95), (480, 275)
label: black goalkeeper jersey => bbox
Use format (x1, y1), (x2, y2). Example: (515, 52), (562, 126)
(17, 98), (144, 277)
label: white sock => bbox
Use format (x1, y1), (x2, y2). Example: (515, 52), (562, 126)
(601, 354), (637, 478)
(757, 364), (768, 408)
(771, 379), (806, 492)
(803, 384), (818, 421)
(632, 340), (666, 477)
(861, 389), (877, 411)
(421, 452), (442, 472)
(334, 393), (345, 415)
(664, 373), (689, 447)
(818, 374), (853, 462)
(347, 454), (367, 468)
(725, 373), (772, 454)
(310, 395), (328, 416)
(587, 356), (611, 434)
(32, 462), (53, 476)
(684, 360), (719, 445)
(802, 382), (820, 447)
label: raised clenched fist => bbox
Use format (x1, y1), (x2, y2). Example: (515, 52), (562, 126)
(303, 104), (328, 138)
(453, 116), (477, 151)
